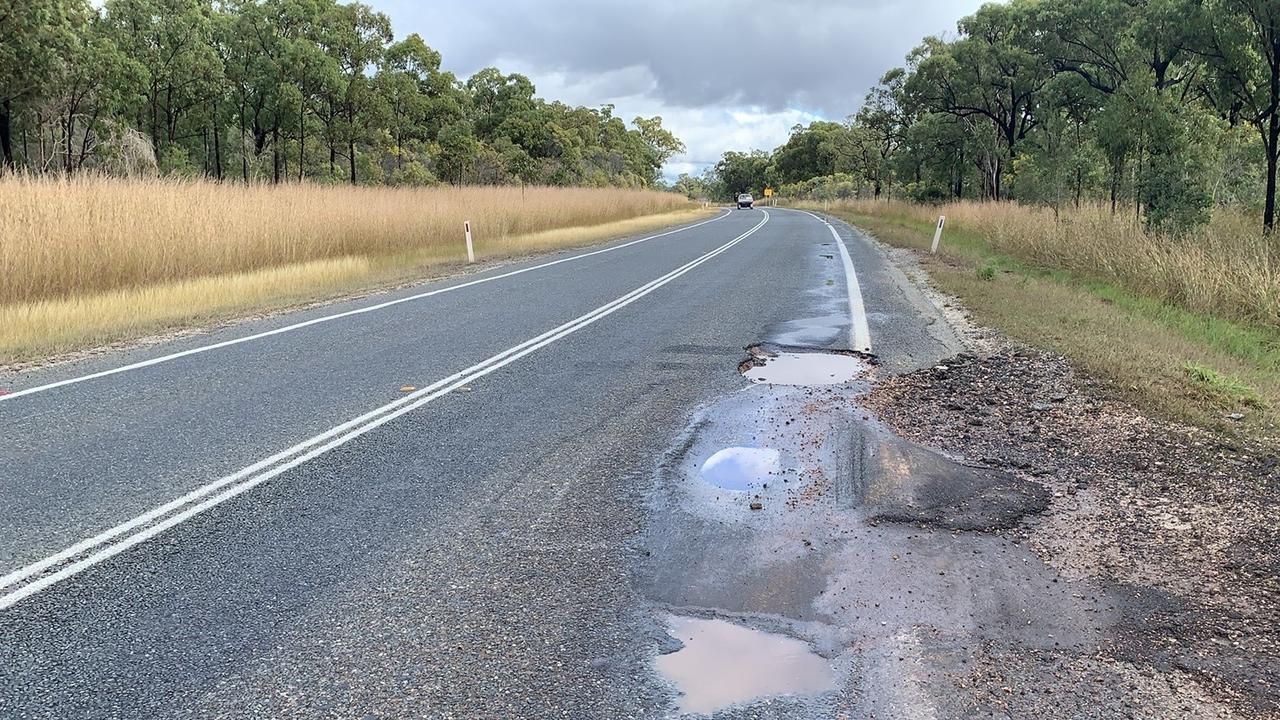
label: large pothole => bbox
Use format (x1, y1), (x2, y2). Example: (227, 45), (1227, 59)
(738, 344), (872, 387)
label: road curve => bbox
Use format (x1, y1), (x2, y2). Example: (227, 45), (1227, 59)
(0, 207), (956, 718)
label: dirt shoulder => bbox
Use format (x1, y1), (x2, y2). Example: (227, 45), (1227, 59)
(819, 206), (1280, 439)
(856, 233), (1280, 714)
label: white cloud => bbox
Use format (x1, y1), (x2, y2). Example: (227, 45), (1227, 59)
(499, 59), (823, 181)
(368, 0), (987, 180)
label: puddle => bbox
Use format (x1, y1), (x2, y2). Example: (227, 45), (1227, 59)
(742, 351), (867, 386)
(699, 447), (781, 491)
(655, 614), (836, 715)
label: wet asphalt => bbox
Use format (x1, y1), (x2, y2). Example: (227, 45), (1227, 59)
(0, 208), (957, 718)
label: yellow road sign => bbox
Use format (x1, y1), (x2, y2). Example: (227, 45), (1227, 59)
(763, 187), (774, 197)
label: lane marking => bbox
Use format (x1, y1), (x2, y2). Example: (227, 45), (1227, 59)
(0, 210), (732, 402)
(0, 211), (771, 610)
(796, 210), (873, 353)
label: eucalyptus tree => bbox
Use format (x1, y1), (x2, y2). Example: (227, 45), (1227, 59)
(906, 4), (1051, 198)
(0, 0), (78, 167)
(1199, 0), (1280, 232)
(101, 0), (224, 170)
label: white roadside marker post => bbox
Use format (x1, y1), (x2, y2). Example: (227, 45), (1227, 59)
(931, 215), (946, 254)
(464, 220), (475, 263)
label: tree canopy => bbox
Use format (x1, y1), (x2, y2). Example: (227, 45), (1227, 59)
(701, 0), (1280, 234)
(0, 0), (684, 188)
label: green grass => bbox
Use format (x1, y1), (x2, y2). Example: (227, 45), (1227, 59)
(820, 206), (1280, 438)
(1183, 364), (1268, 409)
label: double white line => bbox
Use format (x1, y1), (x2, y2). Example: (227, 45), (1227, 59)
(0, 211), (770, 611)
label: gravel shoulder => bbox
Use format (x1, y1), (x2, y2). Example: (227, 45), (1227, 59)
(858, 234), (1280, 716)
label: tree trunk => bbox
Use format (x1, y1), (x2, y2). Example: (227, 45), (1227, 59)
(212, 108), (223, 181)
(78, 110), (99, 170)
(348, 137), (357, 185)
(298, 102), (306, 183)
(1110, 160), (1120, 214)
(0, 100), (14, 169)
(65, 113), (75, 174)
(1265, 110), (1278, 234)
(272, 126), (282, 184)
(240, 102), (249, 184)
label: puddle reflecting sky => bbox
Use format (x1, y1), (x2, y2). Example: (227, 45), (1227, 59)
(743, 352), (867, 386)
(700, 447), (780, 491)
(655, 614), (836, 715)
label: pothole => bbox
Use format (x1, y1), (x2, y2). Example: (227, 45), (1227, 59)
(655, 614), (836, 715)
(699, 447), (781, 491)
(739, 345), (871, 386)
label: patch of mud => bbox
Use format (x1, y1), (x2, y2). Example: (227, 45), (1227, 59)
(655, 614), (836, 715)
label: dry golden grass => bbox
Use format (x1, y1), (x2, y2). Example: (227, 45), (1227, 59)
(823, 200), (1280, 329)
(0, 175), (701, 363)
(814, 200), (1280, 437)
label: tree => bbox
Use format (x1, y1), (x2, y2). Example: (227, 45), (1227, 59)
(322, 1), (390, 184)
(0, 0), (78, 167)
(101, 0), (223, 169)
(1200, 0), (1280, 232)
(632, 115), (685, 184)
(713, 150), (773, 200)
(906, 4), (1051, 198)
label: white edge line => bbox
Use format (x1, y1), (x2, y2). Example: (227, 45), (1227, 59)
(0, 211), (770, 610)
(0, 210), (732, 402)
(795, 210), (872, 353)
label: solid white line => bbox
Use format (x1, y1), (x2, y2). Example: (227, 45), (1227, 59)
(0, 211), (770, 610)
(795, 210), (873, 353)
(0, 210), (732, 402)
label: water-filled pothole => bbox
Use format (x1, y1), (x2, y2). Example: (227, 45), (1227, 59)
(740, 346), (869, 386)
(699, 447), (781, 491)
(655, 614), (836, 715)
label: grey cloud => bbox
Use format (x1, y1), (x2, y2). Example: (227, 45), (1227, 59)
(378, 0), (984, 118)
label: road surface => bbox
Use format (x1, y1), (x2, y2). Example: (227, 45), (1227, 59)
(0, 208), (960, 718)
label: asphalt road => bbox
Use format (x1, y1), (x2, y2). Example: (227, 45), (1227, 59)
(0, 207), (957, 718)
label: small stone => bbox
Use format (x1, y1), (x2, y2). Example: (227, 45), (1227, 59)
(749, 502), (763, 511)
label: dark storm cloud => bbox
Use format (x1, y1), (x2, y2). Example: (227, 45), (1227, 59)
(378, 0), (984, 118)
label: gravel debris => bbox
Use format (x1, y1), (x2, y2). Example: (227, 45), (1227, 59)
(864, 347), (1280, 715)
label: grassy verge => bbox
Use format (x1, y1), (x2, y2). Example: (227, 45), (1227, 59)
(0, 175), (706, 365)
(807, 201), (1280, 438)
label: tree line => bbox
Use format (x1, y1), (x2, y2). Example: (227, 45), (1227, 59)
(680, 0), (1280, 234)
(0, 0), (685, 188)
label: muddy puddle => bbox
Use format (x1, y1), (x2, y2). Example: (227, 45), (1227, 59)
(740, 347), (869, 387)
(655, 614), (836, 715)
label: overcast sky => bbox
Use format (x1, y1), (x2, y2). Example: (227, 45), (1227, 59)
(366, 0), (987, 182)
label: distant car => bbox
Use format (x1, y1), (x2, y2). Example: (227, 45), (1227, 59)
(736, 193), (754, 209)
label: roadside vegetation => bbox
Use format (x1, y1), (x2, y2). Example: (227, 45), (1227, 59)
(673, 0), (1280, 440)
(2, 0), (683, 188)
(817, 199), (1280, 435)
(0, 175), (700, 364)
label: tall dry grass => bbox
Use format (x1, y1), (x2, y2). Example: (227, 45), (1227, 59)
(828, 200), (1280, 329)
(0, 175), (700, 362)
(1, 175), (692, 306)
